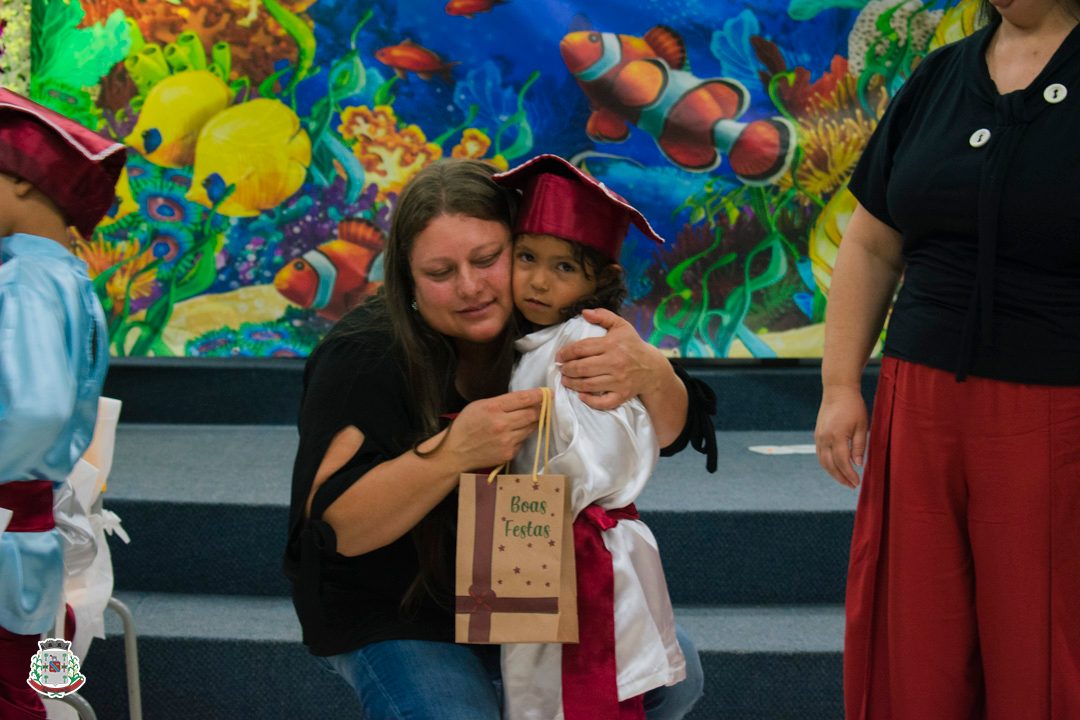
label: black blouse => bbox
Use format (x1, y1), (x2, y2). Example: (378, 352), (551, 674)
(283, 309), (716, 656)
(849, 20), (1080, 385)
(284, 324), (457, 656)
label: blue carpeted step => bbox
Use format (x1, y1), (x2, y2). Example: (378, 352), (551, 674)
(105, 426), (854, 604)
(103, 358), (880, 429)
(75, 592), (842, 720)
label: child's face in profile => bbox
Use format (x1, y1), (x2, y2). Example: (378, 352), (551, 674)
(0, 174), (23, 236)
(512, 233), (597, 327)
(0, 174), (43, 238)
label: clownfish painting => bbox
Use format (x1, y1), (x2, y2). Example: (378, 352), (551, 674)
(560, 26), (796, 184)
(274, 219), (384, 321)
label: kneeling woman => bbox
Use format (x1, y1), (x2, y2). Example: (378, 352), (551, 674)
(285, 158), (713, 719)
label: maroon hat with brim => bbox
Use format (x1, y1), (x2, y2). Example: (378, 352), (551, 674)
(0, 88), (126, 237)
(493, 154), (664, 262)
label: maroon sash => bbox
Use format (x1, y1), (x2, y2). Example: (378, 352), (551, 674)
(562, 503), (645, 720)
(0, 481), (54, 532)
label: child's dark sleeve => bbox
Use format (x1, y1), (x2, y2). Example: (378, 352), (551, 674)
(658, 363), (717, 473)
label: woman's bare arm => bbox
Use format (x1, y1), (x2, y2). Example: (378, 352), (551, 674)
(815, 204), (904, 487)
(306, 388), (543, 556)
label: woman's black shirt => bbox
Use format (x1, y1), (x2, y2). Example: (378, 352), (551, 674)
(849, 21), (1080, 384)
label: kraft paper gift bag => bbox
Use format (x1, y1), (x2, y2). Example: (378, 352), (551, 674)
(456, 387), (578, 644)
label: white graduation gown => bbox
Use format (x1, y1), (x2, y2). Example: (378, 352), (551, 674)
(501, 316), (685, 720)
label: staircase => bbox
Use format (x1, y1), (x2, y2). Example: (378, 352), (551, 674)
(74, 359), (879, 719)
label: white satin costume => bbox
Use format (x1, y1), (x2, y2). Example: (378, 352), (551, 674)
(502, 315), (685, 720)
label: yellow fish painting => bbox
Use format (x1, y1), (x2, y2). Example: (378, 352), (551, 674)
(929, 0), (981, 50)
(809, 183), (856, 295)
(187, 99), (312, 217)
(125, 70), (233, 168)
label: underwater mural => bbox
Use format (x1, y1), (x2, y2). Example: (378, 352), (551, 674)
(0, 0), (31, 95)
(12, 0), (976, 358)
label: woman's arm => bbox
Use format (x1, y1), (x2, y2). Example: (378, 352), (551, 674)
(815, 203), (904, 488)
(308, 388), (543, 557)
(553, 307), (688, 447)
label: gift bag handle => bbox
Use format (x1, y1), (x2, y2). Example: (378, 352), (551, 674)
(486, 386), (553, 484)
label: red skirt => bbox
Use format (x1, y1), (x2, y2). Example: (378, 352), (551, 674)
(845, 357), (1080, 720)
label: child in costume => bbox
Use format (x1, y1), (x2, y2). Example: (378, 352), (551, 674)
(494, 154), (685, 720)
(0, 88), (125, 719)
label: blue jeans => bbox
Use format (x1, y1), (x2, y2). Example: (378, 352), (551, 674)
(322, 625), (704, 719)
(645, 625), (705, 720)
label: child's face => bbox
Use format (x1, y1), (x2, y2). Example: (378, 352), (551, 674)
(0, 174), (21, 236)
(0, 174), (43, 238)
(513, 233), (597, 327)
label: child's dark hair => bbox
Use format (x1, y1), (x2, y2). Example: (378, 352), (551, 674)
(559, 242), (627, 320)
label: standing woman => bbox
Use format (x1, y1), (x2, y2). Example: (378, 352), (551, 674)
(285, 158), (711, 719)
(815, 0), (1080, 717)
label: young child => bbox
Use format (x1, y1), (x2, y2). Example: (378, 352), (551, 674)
(494, 154), (685, 720)
(0, 88), (125, 719)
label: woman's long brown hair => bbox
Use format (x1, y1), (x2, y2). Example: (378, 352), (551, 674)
(325, 159), (518, 612)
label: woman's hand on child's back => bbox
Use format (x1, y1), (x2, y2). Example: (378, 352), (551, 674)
(556, 308), (667, 411)
(448, 389), (544, 471)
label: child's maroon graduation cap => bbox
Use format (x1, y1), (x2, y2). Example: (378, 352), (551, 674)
(493, 154), (664, 262)
(0, 88), (126, 237)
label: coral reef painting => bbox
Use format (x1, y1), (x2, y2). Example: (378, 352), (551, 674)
(14, 0), (975, 357)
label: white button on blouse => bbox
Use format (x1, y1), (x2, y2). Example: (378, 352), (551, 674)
(1044, 83), (1067, 104)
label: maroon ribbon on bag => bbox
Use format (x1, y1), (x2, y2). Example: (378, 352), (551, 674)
(455, 473), (559, 642)
(0, 480), (55, 532)
(562, 503), (645, 720)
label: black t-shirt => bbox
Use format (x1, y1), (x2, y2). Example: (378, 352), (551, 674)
(849, 21), (1080, 385)
(284, 316), (458, 656)
(284, 307), (718, 656)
